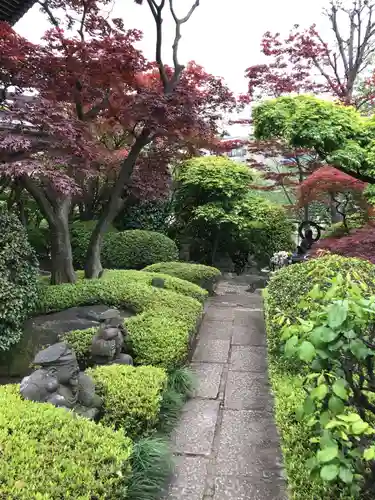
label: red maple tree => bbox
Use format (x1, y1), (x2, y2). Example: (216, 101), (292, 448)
(0, 0), (235, 283)
(245, 0), (375, 108)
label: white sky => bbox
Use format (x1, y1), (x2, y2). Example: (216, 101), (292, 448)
(15, 0), (332, 134)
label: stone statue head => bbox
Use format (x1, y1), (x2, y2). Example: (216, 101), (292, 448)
(33, 343), (80, 389)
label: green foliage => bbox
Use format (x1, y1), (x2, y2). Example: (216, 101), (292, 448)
(0, 209), (39, 351)
(117, 200), (172, 233)
(70, 220), (118, 269)
(0, 384), (132, 499)
(63, 327), (96, 370)
(102, 230), (178, 270)
(252, 95), (375, 184)
(280, 275), (375, 496)
(142, 262), (221, 292)
(157, 367), (196, 435)
(265, 254), (375, 370)
(323, 213), (365, 239)
(175, 156), (253, 207)
(126, 437), (174, 500)
(88, 364), (167, 440)
(26, 222), (50, 260)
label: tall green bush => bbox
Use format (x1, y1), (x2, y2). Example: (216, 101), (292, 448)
(0, 209), (39, 351)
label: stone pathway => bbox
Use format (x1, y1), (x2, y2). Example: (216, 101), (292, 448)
(165, 278), (287, 500)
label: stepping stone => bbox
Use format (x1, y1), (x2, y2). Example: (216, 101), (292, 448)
(171, 399), (220, 456)
(164, 456), (208, 500)
(224, 372), (272, 411)
(198, 320), (233, 341)
(191, 363), (223, 399)
(231, 325), (266, 346)
(193, 339), (230, 363)
(229, 346), (268, 372)
(213, 475), (287, 500)
(216, 410), (283, 476)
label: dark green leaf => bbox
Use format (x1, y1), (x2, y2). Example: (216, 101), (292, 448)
(303, 397), (315, 416)
(285, 335), (299, 357)
(339, 466), (353, 484)
(328, 396), (345, 414)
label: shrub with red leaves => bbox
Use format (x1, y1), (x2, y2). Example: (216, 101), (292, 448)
(312, 225), (375, 264)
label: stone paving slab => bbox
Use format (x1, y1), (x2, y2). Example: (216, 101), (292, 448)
(198, 320), (233, 341)
(204, 307), (235, 322)
(190, 363), (223, 399)
(216, 410), (283, 476)
(231, 325), (266, 346)
(229, 346), (268, 372)
(213, 476), (288, 500)
(234, 308), (263, 327)
(193, 339), (230, 363)
(171, 399), (220, 456)
(224, 372), (273, 411)
(165, 456), (209, 500)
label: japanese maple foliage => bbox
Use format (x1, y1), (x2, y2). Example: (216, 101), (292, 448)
(245, 1), (375, 108)
(298, 165), (366, 206)
(313, 225), (375, 264)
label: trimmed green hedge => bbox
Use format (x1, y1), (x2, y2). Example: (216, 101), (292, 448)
(0, 384), (132, 499)
(142, 262), (221, 293)
(88, 364), (167, 440)
(37, 270), (203, 370)
(103, 230), (178, 270)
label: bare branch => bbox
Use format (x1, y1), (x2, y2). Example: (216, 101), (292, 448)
(329, 2), (349, 76)
(168, 0), (200, 93)
(146, 0), (169, 90)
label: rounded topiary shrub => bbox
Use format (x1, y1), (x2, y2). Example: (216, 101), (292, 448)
(0, 385), (132, 499)
(70, 220), (118, 270)
(102, 230), (178, 270)
(0, 209), (39, 351)
(265, 254), (375, 366)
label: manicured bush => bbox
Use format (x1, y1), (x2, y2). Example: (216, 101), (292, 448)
(26, 221), (50, 260)
(265, 254), (375, 369)
(142, 262), (221, 293)
(0, 384), (132, 499)
(63, 327), (96, 370)
(70, 220), (118, 269)
(36, 270), (203, 370)
(0, 209), (39, 351)
(88, 364), (167, 440)
(102, 230), (178, 270)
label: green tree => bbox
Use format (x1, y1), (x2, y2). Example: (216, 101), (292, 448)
(252, 95), (375, 185)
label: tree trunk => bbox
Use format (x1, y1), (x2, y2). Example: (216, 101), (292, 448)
(49, 199), (76, 285)
(21, 177), (76, 285)
(330, 192), (342, 223)
(84, 133), (151, 279)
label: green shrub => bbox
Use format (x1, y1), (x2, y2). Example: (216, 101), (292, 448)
(0, 384), (132, 499)
(88, 364), (167, 440)
(26, 222), (50, 259)
(36, 270), (203, 370)
(70, 220), (117, 269)
(265, 254), (375, 369)
(102, 230), (178, 270)
(63, 327), (96, 370)
(0, 209), (39, 351)
(142, 262), (221, 292)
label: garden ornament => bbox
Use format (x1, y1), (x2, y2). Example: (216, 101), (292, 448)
(20, 342), (102, 419)
(91, 309), (134, 366)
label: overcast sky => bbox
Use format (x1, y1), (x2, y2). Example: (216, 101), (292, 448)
(15, 0), (332, 134)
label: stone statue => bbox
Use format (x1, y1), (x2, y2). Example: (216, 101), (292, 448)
(90, 309), (134, 366)
(20, 343), (102, 420)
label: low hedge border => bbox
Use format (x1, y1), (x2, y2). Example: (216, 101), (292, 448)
(37, 270), (204, 370)
(0, 384), (133, 499)
(142, 262), (221, 294)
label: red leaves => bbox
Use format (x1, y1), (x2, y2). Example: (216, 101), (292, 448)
(313, 225), (375, 264)
(298, 165), (366, 206)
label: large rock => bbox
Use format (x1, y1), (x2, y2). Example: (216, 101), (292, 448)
(0, 305), (134, 378)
